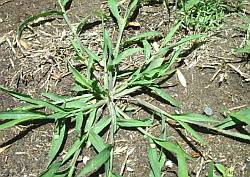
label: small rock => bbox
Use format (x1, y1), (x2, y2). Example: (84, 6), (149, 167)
(203, 106), (213, 116)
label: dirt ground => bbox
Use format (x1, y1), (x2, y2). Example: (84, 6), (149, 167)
(0, 0), (250, 177)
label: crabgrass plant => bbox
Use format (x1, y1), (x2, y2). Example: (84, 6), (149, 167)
(0, 0), (250, 176)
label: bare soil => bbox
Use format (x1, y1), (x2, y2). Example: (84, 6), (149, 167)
(0, 0), (250, 177)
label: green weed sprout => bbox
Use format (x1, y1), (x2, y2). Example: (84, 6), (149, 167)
(0, 0), (250, 177)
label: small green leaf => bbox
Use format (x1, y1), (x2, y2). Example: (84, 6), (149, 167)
(148, 140), (161, 177)
(84, 109), (97, 133)
(68, 63), (92, 90)
(59, 0), (71, 8)
(149, 86), (180, 108)
(178, 121), (207, 145)
(177, 152), (189, 177)
(0, 118), (30, 130)
(117, 118), (153, 127)
(77, 145), (112, 177)
(39, 161), (63, 177)
(171, 113), (219, 123)
(124, 0), (139, 21)
(0, 110), (46, 120)
(108, 0), (124, 29)
(208, 161), (215, 177)
(153, 139), (191, 160)
(89, 130), (107, 152)
(75, 111), (84, 133)
(124, 31), (162, 46)
(142, 40), (152, 62)
(169, 34), (205, 49)
(16, 10), (63, 40)
(76, 15), (90, 34)
(92, 116), (111, 134)
(143, 58), (164, 74)
(229, 107), (250, 125)
(114, 86), (141, 98)
(113, 47), (143, 65)
(62, 135), (86, 164)
(0, 85), (64, 112)
(47, 122), (66, 166)
(161, 21), (181, 47)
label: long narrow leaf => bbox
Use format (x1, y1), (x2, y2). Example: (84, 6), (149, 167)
(108, 0), (124, 29)
(47, 122), (66, 166)
(113, 47), (143, 65)
(16, 10), (63, 40)
(229, 107), (250, 125)
(77, 145), (112, 177)
(178, 121), (207, 145)
(68, 63), (92, 90)
(0, 118), (30, 130)
(148, 140), (161, 177)
(0, 110), (46, 120)
(62, 135), (86, 164)
(161, 21), (181, 47)
(149, 86), (180, 108)
(117, 118), (153, 127)
(89, 130), (107, 152)
(177, 151), (189, 177)
(124, 31), (162, 46)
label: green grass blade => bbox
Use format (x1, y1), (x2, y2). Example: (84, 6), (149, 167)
(92, 116), (111, 134)
(178, 121), (207, 145)
(208, 161), (215, 177)
(62, 135), (86, 164)
(124, 31), (162, 46)
(161, 21), (181, 47)
(142, 40), (152, 61)
(113, 47), (143, 65)
(169, 34), (205, 49)
(84, 109), (97, 132)
(75, 111), (84, 133)
(68, 63), (92, 90)
(171, 113), (219, 123)
(39, 162), (62, 177)
(148, 140), (161, 177)
(0, 118), (30, 130)
(71, 38), (84, 58)
(16, 10), (63, 40)
(77, 145), (112, 177)
(229, 107), (250, 125)
(42, 92), (66, 102)
(89, 130), (107, 152)
(153, 139), (191, 160)
(0, 85), (65, 112)
(83, 46), (100, 62)
(143, 58), (164, 74)
(114, 86), (141, 98)
(58, 0), (71, 9)
(149, 86), (181, 108)
(177, 152), (189, 177)
(124, 0), (139, 21)
(117, 118), (153, 127)
(0, 110), (46, 120)
(47, 122), (66, 166)
(108, 0), (124, 29)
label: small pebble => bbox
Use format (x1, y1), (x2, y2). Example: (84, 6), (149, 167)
(204, 106), (213, 116)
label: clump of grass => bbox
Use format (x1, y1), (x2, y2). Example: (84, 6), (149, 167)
(179, 0), (229, 31)
(234, 14), (250, 57)
(0, 0), (250, 177)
